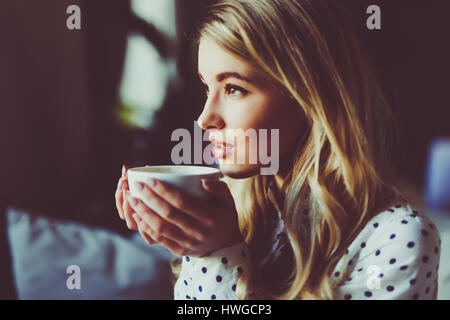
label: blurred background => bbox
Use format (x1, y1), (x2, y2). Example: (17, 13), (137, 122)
(0, 0), (449, 299)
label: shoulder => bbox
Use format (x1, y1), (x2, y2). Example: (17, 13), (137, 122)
(332, 202), (441, 299)
(346, 202), (440, 257)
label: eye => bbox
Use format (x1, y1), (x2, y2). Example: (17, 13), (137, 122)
(225, 84), (248, 97)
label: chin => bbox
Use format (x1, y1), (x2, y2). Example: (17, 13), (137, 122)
(218, 163), (261, 179)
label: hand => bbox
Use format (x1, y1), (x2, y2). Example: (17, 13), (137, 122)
(114, 165), (155, 245)
(125, 177), (243, 257)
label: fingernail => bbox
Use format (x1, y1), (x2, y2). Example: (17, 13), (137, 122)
(122, 165), (126, 177)
(134, 181), (144, 191)
(132, 213), (141, 223)
(117, 179), (123, 190)
(148, 178), (156, 188)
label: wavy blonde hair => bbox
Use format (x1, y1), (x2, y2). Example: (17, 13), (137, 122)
(171, 0), (403, 300)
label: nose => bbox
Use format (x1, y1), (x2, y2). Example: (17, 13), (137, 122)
(197, 98), (225, 131)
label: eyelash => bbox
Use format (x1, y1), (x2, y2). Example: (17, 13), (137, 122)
(203, 84), (248, 98)
(225, 84), (248, 97)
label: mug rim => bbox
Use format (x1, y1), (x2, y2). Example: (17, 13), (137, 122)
(128, 165), (222, 177)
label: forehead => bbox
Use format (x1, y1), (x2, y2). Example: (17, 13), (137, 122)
(198, 38), (252, 78)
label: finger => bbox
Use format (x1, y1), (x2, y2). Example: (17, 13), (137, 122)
(123, 190), (138, 230)
(133, 181), (208, 241)
(201, 179), (236, 209)
(115, 180), (125, 220)
(128, 194), (200, 246)
(133, 214), (155, 245)
(140, 222), (191, 256)
(141, 179), (212, 222)
(116, 177), (123, 192)
(122, 165), (129, 179)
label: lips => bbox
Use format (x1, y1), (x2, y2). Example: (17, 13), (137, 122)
(209, 137), (234, 159)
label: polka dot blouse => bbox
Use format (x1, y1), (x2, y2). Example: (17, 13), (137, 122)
(173, 201), (441, 300)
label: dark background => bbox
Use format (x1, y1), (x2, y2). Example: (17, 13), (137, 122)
(0, 0), (449, 298)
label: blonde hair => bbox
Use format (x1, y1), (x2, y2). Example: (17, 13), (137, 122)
(171, 0), (402, 300)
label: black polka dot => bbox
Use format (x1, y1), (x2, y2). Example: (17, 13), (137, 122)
(198, 285), (202, 292)
(193, 297), (197, 300)
(389, 258), (396, 264)
(400, 265), (408, 271)
(426, 271), (432, 278)
(375, 250), (381, 256)
(344, 294), (352, 300)
(410, 278), (417, 286)
(221, 257), (228, 264)
(379, 273), (384, 278)
(334, 271), (340, 277)
(407, 241), (415, 248)
(421, 229), (429, 237)
(184, 280), (188, 286)
(373, 223), (379, 228)
(387, 285), (395, 292)
(232, 284), (237, 291)
(388, 209), (395, 213)
(425, 287), (430, 294)
(435, 246), (439, 254)
(185, 256), (190, 262)
(202, 267), (207, 273)
(422, 255), (429, 263)
(401, 220), (408, 224)
(390, 234), (396, 239)
(346, 249), (349, 254)
(357, 268), (363, 272)
(361, 242), (366, 248)
(211, 294), (216, 300)
(347, 277), (352, 282)
(216, 275), (222, 282)
(237, 267), (243, 274)
(186, 295), (191, 299)
(348, 260), (353, 266)
(413, 293), (419, 300)
(364, 291), (372, 297)
(395, 204), (402, 208)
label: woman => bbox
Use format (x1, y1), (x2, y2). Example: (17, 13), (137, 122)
(115, 0), (441, 300)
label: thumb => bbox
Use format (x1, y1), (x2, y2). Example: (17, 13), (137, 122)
(201, 179), (235, 209)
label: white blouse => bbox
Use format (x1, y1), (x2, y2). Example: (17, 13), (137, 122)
(173, 201), (441, 300)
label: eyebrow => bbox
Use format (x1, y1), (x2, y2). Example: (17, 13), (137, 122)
(198, 71), (253, 84)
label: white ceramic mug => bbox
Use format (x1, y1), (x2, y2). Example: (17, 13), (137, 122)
(127, 165), (222, 210)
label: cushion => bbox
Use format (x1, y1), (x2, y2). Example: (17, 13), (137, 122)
(6, 207), (176, 299)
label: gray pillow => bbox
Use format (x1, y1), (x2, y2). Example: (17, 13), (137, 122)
(6, 207), (176, 300)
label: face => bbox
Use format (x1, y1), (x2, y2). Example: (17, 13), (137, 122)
(197, 38), (307, 179)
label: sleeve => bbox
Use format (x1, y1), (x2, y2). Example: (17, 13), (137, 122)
(173, 241), (252, 300)
(332, 212), (441, 300)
